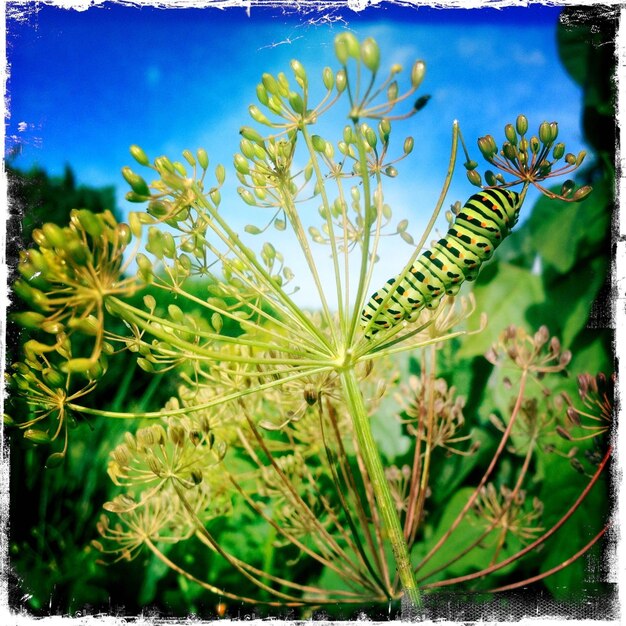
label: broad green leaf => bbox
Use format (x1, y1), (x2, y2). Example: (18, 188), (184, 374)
(456, 263), (545, 360)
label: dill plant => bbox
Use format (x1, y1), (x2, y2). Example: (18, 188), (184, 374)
(7, 33), (611, 616)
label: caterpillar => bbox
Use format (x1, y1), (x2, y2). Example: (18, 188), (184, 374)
(361, 188), (521, 337)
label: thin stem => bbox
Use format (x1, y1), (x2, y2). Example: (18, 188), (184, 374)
(340, 367), (422, 610)
(415, 368), (528, 574)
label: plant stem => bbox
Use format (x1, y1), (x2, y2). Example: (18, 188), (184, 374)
(340, 366), (422, 611)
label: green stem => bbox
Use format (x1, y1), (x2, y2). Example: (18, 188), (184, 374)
(339, 366), (422, 610)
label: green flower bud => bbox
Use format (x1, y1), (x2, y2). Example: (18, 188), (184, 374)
(560, 179), (576, 197)
(360, 37), (380, 73)
(576, 150), (587, 166)
(516, 114), (528, 135)
(197, 148), (209, 170)
(529, 136), (540, 154)
(539, 122), (552, 145)
(410, 60), (426, 89)
(41, 223), (66, 249)
(211, 312), (223, 333)
(125, 191), (149, 203)
(387, 80), (399, 102)
(256, 83), (269, 106)
(154, 155), (175, 174)
(210, 188), (221, 205)
(42, 367), (66, 388)
(182, 149), (195, 167)
(477, 135), (497, 160)
(261, 72), (279, 95)
(565, 153), (576, 165)
(384, 165), (398, 177)
(73, 209), (104, 238)
(24, 429), (52, 444)
(502, 142), (517, 161)
(162, 232), (176, 258)
(11, 311), (46, 330)
(238, 187), (257, 206)
(64, 239), (91, 265)
(116, 223), (132, 246)
(61, 358), (96, 374)
(215, 164), (226, 185)
(484, 170), (498, 187)
(234, 154), (250, 175)
(121, 167), (150, 196)
(552, 142), (565, 160)
(248, 105), (272, 126)
(41, 320), (64, 334)
(549, 121), (559, 141)
(276, 72), (290, 97)
(288, 91), (304, 114)
(315, 66), (332, 93)
(311, 135), (326, 153)
(363, 126), (377, 149)
(335, 69), (347, 93)
(504, 124), (517, 145)
(31, 228), (48, 247)
(334, 32), (359, 64)
(464, 159), (478, 171)
(466, 170), (482, 187)
(379, 119), (391, 142)
(290, 59), (307, 82)
(572, 185), (593, 201)
(240, 126), (264, 144)
(45, 453), (66, 469)
(402, 137), (414, 155)
(130, 144), (150, 166)
(68, 315), (99, 335)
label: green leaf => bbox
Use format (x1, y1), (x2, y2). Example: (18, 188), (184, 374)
(455, 263), (545, 360)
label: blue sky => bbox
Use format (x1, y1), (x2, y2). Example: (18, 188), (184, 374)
(6, 3), (585, 306)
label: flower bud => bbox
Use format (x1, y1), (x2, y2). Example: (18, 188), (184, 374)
(130, 144), (150, 166)
(484, 170), (498, 187)
(290, 59), (307, 81)
(539, 122), (552, 145)
(62, 358), (97, 374)
(560, 179), (576, 197)
(288, 91), (304, 114)
(197, 148), (209, 170)
(234, 154), (250, 175)
(552, 142), (565, 160)
(12, 311), (46, 330)
(322, 66), (334, 90)
(121, 167), (150, 196)
(477, 135), (497, 160)
(360, 37), (380, 73)
(215, 164), (226, 185)
(529, 136), (540, 154)
(576, 150), (586, 166)
(411, 60), (426, 88)
(334, 32), (359, 64)
(403, 137), (414, 155)
(311, 135), (327, 153)
(502, 125), (517, 148)
(379, 119), (391, 142)
(335, 69), (347, 93)
(384, 165), (398, 177)
(24, 429), (52, 444)
(41, 223), (66, 249)
(502, 142), (517, 161)
(238, 187), (257, 206)
(248, 105), (272, 126)
(572, 185), (593, 201)
(516, 114), (528, 135)
(387, 81), (399, 102)
(466, 170), (482, 187)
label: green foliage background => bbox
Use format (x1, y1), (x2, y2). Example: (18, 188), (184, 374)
(6, 7), (615, 619)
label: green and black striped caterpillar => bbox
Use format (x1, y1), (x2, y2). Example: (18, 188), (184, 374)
(361, 188), (521, 337)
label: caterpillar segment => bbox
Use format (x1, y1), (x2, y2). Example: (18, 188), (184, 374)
(361, 188), (521, 338)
